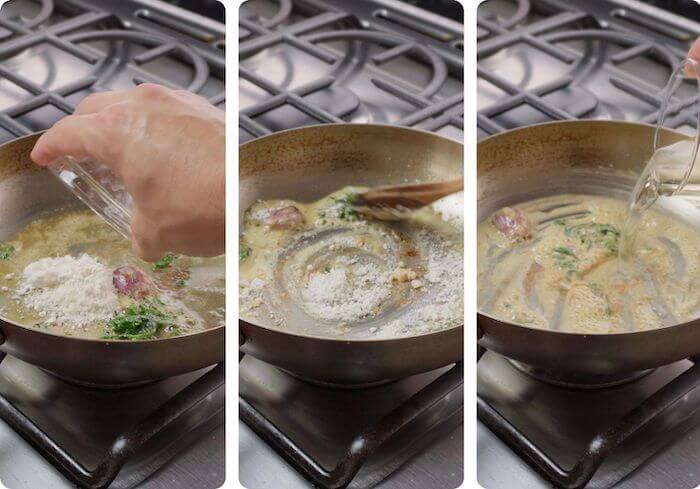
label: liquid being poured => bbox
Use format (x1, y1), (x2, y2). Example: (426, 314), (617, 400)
(621, 139), (698, 258)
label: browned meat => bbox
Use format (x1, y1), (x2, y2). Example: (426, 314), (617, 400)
(491, 207), (532, 242)
(265, 206), (304, 229)
(112, 266), (157, 299)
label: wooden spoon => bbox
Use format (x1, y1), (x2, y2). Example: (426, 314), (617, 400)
(353, 179), (463, 220)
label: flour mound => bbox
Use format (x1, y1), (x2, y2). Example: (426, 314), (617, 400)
(18, 255), (119, 328)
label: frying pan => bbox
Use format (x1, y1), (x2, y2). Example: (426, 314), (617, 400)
(478, 120), (700, 381)
(0, 132), (224, 387)
(239, 124), (464, 386)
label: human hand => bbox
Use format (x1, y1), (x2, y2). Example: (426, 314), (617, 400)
(30, 84), (225, 262)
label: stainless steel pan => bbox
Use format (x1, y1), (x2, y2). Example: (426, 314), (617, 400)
(0, 133), (224, 387)
(478, 120), (699, 381)
(239, 124), (464, 386)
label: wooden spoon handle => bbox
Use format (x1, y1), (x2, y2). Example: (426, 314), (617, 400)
(359, 178), (463, 209)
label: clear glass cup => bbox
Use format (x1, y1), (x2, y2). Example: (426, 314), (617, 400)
(49, 156), (133, 239)
(650, 57), (700, 199)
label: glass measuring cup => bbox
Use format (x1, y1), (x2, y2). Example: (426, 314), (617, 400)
(49, 156), (133, 239)
(644, 57), (700, 203)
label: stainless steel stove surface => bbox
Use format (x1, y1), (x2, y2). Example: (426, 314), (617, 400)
(478, 1), (700, 488)
(0, 1), (225, 487)
(238, 1), (464, 488)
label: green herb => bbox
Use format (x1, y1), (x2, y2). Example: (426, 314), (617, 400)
(153, 253), (176, 270)
(553, 246), (579, 276)
(333, 192), (361, 221)
(553, 246), (576, 257)
(318, 210), (326, 218)
(588, 283), (612, 315)
(0, 244), (14, 260)
(324, 265), (331, 273)
(103, 298), (176, 340)
(553, 219), (566, 227)
(239, 243), (251, 262)
(503, 302), (512, 309)
(175, 279), (186, 287)
(563, 223), (620, 253)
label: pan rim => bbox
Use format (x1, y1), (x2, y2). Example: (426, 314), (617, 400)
(477, 119), (693, 339)
(240, 122), (464, 344)
(239, 122), (465, 150)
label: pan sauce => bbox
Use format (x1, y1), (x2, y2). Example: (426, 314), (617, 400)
(239, 186), (463, 339)
(478, 194), (700, 334)
(0, 209), (225, 339)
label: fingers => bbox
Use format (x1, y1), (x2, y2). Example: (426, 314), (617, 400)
(130, 211), (165, 262)
(688, 38), (700, 77)
(31, 113), (106, 167)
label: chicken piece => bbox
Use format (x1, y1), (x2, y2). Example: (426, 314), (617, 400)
(265, 206), (304, 229)
(491, 207), (532, 242)
(113, 266), (157, 300)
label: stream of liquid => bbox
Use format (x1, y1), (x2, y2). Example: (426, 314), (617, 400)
(621, 139), (697, 258)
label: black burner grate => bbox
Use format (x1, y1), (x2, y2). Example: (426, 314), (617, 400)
(477, 349), (700, 489)
(239, 0), (464, 141)
(477, 0), (700, 139)
(0, 353), (224, 489)
(0, 0), (225, 140)
(240, 357), (463, 489)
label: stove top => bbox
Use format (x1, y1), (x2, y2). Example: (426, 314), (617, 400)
(478, 1), (700, 487)
(238, 1), (464, 488)
(239, 0), (463, 143)
(0, 1), (225, 487)
(478, 0), (700, 139)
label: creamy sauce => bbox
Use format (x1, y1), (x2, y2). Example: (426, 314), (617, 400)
(240, 186), (463, 339)
(478, 194), (700, 334)
(0, 209), (225, 339)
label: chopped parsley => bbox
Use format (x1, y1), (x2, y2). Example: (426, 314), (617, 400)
(588, 283), (613, 315)
(324, 265), (331, 273)
(332, 192), (361, 221)
(0, 244), (14, 260)
(103, 298), (176, 340)
(239, 243), (251, 262)
(553, 246), (579, 276)
(153, 253), (176, 270)
(564, 223), (620, 253)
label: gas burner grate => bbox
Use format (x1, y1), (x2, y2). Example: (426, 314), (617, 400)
(477, 349), (700, 489)
(239, 0), (463, 141)
(477, 0), (700, 139)
(0, 0), (225, 141)
(240, 357), (463, 489)
(0, 353), (224, 489)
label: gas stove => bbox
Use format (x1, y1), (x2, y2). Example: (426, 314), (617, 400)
(238, 1), (464, 488)
(477, 1), (700, 488)
(0, 1), (224, 487)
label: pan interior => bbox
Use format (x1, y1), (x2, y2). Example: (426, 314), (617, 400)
(477, 121), (700, 334)
(239, 124), (464, 341)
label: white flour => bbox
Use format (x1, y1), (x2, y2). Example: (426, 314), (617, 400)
(301, 261), (393, 322)
(17, 255), (119, 328)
